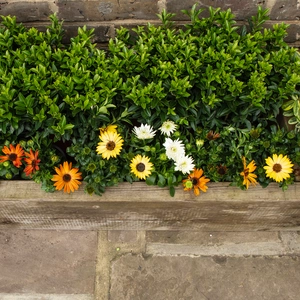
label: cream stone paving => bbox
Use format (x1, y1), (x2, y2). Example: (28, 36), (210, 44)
(1, 230), (300, 300)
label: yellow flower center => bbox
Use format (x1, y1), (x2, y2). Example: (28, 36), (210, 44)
(136, 163), (145, 172)
(273, 163), (282, 173)
(9, 153), (17, 161)
(106, 141), (116, 151)
(63, 174), (72, 182)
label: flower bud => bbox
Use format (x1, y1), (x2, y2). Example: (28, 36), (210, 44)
(82, 147), (91, 155)
(159, 153), (168, 161)
(19, 140), (27, 148)
(51, 155), (59, 163)
(94, 176), (101, 183)
(3, 161), (10, 168)
(99, 160), (106, 168)
(27, 140), (34, 147)
(5, 172), (12, 179)
(196, 139), (204, 149)
(110, 165), (118, 173)
(87, 163), (97, 173)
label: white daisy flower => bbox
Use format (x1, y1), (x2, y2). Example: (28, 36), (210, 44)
(133, 124), (156, 140)
(159, 120), (178, 137)
(174, 155), (195, 174)
(163, 138), (185, 161)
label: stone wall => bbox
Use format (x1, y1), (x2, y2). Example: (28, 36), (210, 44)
(1, 0), (300, 46)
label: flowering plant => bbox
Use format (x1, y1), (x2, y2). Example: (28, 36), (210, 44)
(0, 5), (300, 196)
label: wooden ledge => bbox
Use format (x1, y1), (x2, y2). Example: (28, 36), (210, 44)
(0, 181), (300, 231)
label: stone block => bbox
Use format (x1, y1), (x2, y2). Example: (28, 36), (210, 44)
(57, 0), (159, 22)
(0, 230), (97, 294)
(0, 1), (57, 22)
(267, 0), (300, 20)
(166, 0), (265, 21)
(110, 254), (300, 300)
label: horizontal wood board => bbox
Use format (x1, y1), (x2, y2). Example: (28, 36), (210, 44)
(0, 181), (300, 231)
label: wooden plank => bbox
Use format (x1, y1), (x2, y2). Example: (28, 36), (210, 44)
(1, 181), (300, 202)
(0, 181), (300, 231)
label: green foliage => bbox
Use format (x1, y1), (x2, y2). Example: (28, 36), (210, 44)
(0, 5), (299, 195)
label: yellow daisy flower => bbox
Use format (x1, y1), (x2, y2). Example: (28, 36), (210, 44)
(96, 131), (124, 159)
(130, 154), (153, 180)
(264, 154), (294, 182)
(52, 161), (82, 193)
(240, 156), (257, 189)
(99, 124), (118, 135)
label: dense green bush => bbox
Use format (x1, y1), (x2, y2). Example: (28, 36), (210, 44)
(0, 5), (299, 195)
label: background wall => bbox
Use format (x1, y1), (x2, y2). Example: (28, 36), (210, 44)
(1, 0), (300, 47)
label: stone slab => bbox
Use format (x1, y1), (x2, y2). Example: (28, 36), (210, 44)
(110, 254), (300, 300)
(0, 2), (56, 22)
(268, 0), (300, 20)
(166, 0), (264, 21)
(57, 0), (159, 22)
(0, 230), (97, 294)
(146, 231), (292, 256)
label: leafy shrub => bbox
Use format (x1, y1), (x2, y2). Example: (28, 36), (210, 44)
(0, 5), (300, 195)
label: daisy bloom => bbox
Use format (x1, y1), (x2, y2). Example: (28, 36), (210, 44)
(159, 120), (177, 137)
(163, 138), (185, 161)
(240, 156), (257, 189)
(206, 130), (220, 140)
(0, 144), (24, 168)
(96, 131), (124, 159)
(133, 124), (156, 140)
(217, 164), (228, 176)
(130, 154), (153, 180)
(24, 149), (41, 176)
(183, 168), (210, 196)
(52, 161), (82, 193)
(174, 155), (195, 174)
(264, 154), (294, 182)
(99, 124), (118, 135)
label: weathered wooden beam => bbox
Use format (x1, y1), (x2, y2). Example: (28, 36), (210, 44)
(0, 181), (300, 231)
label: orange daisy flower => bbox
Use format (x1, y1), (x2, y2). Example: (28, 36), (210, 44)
(52, 161), (82, 193)
(206, 130), (220, 140)
(0, 144), (24, 168)
(182, 168), (210, 196)
(24, 149), (41, 176)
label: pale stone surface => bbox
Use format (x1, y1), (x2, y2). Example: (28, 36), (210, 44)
(110, 254), (300, 300)
(0, 230), (97, 294)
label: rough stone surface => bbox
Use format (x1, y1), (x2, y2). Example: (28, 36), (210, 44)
(0, 2), (56, 22)
(110, 254), (300, 300)
(0, 230), (97, 294)
(57, 0), (159, 22)
(268, 0), (300, 20)
(166, 0), (264, 21)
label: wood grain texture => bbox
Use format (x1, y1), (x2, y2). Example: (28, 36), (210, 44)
(0, 181), (300, 231)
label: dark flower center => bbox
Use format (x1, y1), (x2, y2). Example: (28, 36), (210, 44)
(273, 163), (282, 173)
(136, 163), (145, 172)
(63, 174), (72, 182)
(244, 168), (249, 177)
(106, 141), (116, 151)
(9, 153), (17, 161)
(217, 166), (227, 175)
(192, 178), (198, 185)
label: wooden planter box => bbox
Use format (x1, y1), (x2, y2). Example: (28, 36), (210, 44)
(0, 180), (300, 231)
